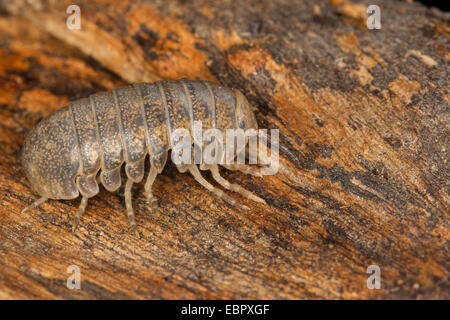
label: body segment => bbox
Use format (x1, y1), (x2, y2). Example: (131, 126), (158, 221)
(135, 82), (169, 173)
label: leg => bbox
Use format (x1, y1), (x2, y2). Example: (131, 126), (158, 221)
(188, 165), (249, 210)
(21, 197), (48, 214)
(210, 165), (266, 204)
(125, 179), (140, 237)
(72, 196), (88, 233)
(144, 166), (158, 209)
(222, 163), (262, 177)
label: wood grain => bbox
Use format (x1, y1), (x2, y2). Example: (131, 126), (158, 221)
(0, 0), (448, 299)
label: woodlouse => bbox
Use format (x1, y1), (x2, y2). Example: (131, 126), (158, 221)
(21, 79), (268, 236)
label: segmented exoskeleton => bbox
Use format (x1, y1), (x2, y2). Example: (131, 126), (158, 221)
(21, 80), (267, 236)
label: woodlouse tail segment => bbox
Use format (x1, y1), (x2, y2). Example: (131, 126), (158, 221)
(187, 164), (249, 210)
(21, 197), (48, 214)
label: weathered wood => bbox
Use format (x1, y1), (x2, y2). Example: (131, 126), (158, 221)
(0, 0), (448, 299)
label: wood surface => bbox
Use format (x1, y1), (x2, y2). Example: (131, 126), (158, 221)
(0, 0), (448, 299)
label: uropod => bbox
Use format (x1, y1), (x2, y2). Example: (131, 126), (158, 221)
(21, 79), (270, 236)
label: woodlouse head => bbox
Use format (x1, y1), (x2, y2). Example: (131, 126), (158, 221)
(21, 107), (80, 200)
(234, 89), (258, 131)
